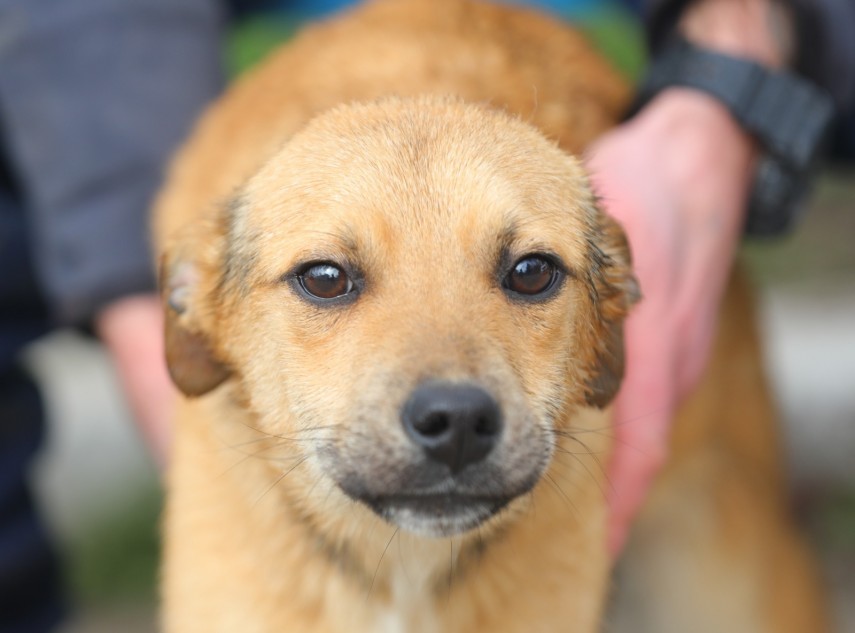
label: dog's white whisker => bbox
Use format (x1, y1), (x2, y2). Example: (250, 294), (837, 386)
(250, 457), (309, 508)
(366, 527), (399, 604)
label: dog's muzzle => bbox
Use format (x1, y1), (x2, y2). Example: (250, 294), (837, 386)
(336, 381), (539, 537)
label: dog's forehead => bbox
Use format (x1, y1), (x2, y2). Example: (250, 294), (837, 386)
(239, 98), (596, 274)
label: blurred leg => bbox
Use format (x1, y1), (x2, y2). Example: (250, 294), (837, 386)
(0, 153), (65, 632)
(0, 366), (66, 633)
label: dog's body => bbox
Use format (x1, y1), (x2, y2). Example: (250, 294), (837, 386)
(154, 1), (828, 631)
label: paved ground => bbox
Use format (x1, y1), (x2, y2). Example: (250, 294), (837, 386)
(24, 174), (855, 632)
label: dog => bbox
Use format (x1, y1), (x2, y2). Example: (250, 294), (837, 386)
(153, 0), (829, 631)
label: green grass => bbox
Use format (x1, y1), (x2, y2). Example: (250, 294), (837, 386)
(226, 9), (647, 81)
(68, 486), (163, 607)
(226, 16), (299, 77)
(812, 491), (855, 551)
(577, 7), (647, 82)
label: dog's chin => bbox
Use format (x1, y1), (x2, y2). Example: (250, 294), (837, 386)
(363, 494), (512, 537)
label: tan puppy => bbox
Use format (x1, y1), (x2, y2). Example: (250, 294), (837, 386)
(154, 1), (829, 631)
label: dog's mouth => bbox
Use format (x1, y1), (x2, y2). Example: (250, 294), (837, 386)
(362, 493), (513, 537)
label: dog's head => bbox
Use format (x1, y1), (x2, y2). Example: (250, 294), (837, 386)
(161, 97), (637, 538)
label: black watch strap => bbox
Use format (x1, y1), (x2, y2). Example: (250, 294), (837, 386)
(632, 36), (835, 235)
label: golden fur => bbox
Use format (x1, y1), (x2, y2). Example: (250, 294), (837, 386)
(153, 1), (829, 631)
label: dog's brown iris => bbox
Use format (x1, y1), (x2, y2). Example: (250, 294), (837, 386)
(505, 256), (558, 296)
(298, 263), (353, 299)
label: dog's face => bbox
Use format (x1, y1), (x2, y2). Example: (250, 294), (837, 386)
(163, 97), (637, 538)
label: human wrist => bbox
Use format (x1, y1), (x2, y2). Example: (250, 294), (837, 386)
(678, 0), (794, 68)
(636, 0), (836, 236)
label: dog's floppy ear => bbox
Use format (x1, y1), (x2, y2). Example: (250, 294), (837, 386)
(159, 219), (232, 397)
(581, 209), (640, 408)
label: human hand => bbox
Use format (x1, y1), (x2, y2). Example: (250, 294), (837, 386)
(586, 0), (793, 559)
(585, 88), (755, 557)
(96, 293), (176, 466)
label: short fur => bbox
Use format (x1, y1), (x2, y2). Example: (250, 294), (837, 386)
(154, 1), (829, 631)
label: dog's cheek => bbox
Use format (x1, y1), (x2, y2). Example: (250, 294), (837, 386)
(504, 296), (580, 416)
(227, 304), (362, 442)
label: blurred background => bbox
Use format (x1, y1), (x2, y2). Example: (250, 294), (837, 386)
(12, 3), (854, 632)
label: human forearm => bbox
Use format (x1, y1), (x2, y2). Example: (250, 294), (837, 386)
(615, 0), (785, 254)
(95, 294), (175, 465)
(593, 0), (803, 556)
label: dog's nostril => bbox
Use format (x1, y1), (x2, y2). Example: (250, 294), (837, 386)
(402, 382), (503, 474)
(418, 412), (451, 438)
(474, 415), (499, 437)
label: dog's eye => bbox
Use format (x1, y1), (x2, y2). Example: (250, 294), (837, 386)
(504, 255), (559, 297)
(297, 263), (354, 300)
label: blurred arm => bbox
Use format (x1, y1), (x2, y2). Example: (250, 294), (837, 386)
(0, 0), (227, 461)
(0, 0), (226, 325)
(592, 0), (797, 556)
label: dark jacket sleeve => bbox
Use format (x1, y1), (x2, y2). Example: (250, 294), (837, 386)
(0, 0), (226, 325)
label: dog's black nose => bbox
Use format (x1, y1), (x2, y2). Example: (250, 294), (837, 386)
(402, 383), (503, 474)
